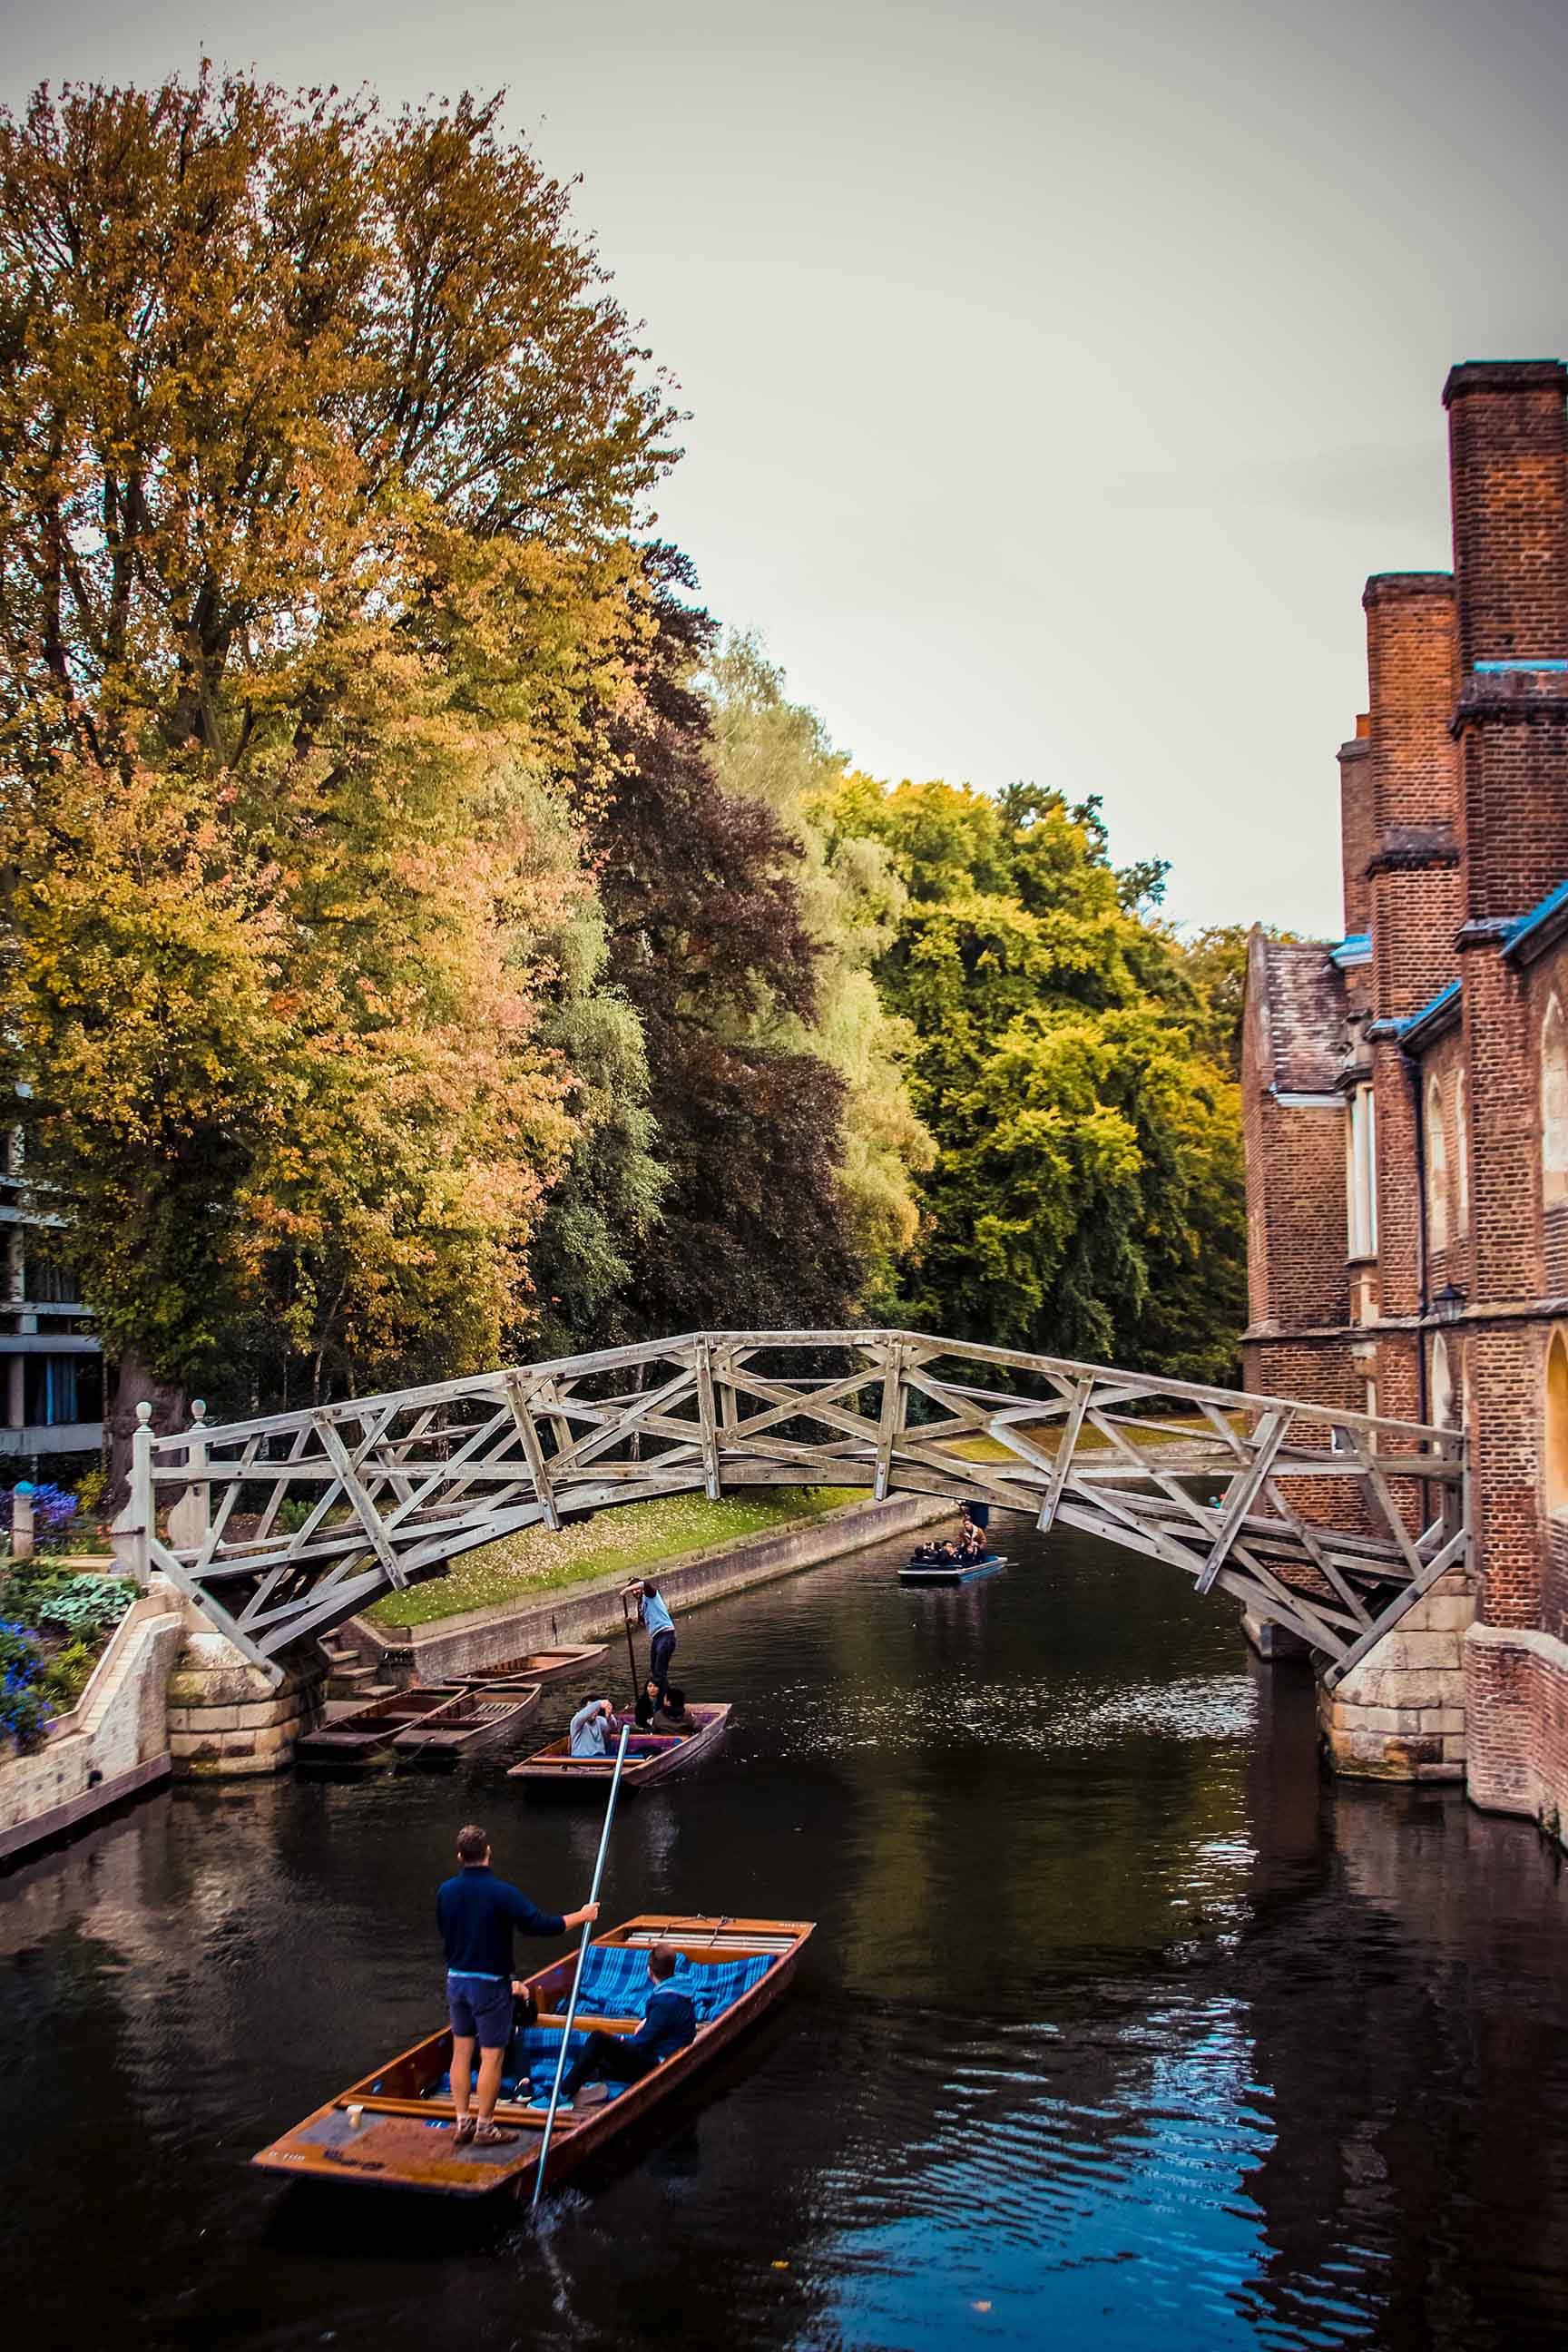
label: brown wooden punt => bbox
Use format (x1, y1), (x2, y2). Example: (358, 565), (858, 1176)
(506, 1701), (731, 1791)
(388, 1684), (543, 1760)
(444, 1642), (607, 1691)
(295, 1687), (464, 1765)
(251, 1911), (812, 2200)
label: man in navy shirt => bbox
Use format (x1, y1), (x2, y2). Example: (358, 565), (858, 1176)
(556, 1941), (697, 2109)
(437, 1823), (598, 2146)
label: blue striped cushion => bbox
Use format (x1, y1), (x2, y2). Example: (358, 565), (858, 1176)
(573, 1943), (773, 2022)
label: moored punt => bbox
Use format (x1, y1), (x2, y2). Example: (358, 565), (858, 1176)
(446, 1643), (607, 1691)
(389, 1685), (543, 1760)
(251, 1911), (812, 2199)
(295, 1687), (461, 1765)
(898, 1553), (1009, 1586)
(507, 1701), (731, 1792)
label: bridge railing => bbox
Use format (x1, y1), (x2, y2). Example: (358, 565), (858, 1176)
(129, 1330), (1466, 1680)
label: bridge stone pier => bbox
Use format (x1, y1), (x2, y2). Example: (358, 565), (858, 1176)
(120, 1331), (1467, 1780)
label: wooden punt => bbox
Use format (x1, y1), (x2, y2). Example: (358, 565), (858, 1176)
(898, 1553), (1010, 1586)
(506, 1701), (731, 1791)
(389, 1684), (543, 1760)
(251, 1911), (812, 2200)
(295, 1687), (464, 1765)
(445, 1642), (607, 1691)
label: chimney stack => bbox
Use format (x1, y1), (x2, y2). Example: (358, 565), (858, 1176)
(1444, 360), (1568, 672)
(1338, 714), (1372, 940)
(1445, 361), (1568, 925)
(1361, 573), (1461, 1020)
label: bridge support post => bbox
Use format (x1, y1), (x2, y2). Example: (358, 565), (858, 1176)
(1318, 1563), (1475, 1781)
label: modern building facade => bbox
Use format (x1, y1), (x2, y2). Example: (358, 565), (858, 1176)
(1242, 359), (1568, 1836)
(0, 1131), (103, 1462)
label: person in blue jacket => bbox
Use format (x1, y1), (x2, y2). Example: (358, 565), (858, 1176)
(626, 1577), (677, 1699)
(437, 1823), (599, 2147)
(555, 1942), (696, 2109)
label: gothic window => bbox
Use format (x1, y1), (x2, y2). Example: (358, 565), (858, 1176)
(1346, 1083), (1377, 1259)
(1543, 995), (1568, 1208)
(1455, 1070), (1471, 1235)
(1426, 1073), (1449, 1254)
(1547, 1329), (1568, 1517)
(1430, 1334), (1455, 1431)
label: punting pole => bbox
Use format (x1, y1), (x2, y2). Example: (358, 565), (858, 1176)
(621, 1587), (641, 1702)
(531, 1720), (632, 2211)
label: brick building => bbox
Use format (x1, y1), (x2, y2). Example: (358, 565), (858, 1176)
(1242, 359), (1568, 1836)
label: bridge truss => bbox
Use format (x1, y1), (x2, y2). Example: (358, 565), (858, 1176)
(128, 1330), (1467, 1686)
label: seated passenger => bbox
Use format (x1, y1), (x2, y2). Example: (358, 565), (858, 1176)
(568, 1696), (617, 1759)
(555, 1942), (696, 2108)
(652, 1684), (696, 1733)
(632, 1677), (662, 1730)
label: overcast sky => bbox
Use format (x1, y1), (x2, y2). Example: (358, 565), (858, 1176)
(4, 0), (1565, 936)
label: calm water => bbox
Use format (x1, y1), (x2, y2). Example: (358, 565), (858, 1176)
(5, 1524), (1568, 2352)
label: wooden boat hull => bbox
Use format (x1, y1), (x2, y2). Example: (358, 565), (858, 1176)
(898, 1553), (1009, 1585)
(251, 1912), (812, 2200)
(448, 1643), (607, 1690)
(506, 1702), (731, 1792)
(389, 1686), (542, 1759)
(295, 1689), (458, 1764)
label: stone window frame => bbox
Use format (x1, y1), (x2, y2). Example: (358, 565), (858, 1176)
(1425, 1072), (1449, 1254)
(1345, 1082), (1377, 1261)
(1546, 1328), (1568, 1517)
(1430, 1331), (1456, 1431)
(1455, 1069), (1471, 1236)
(1543, 994), (1568, 1209)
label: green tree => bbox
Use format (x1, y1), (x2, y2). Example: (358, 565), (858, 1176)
(818, 776), (1246, 1379)
(705, 633), (934, 1305)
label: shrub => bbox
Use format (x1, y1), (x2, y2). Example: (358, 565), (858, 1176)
(0, 1564), (133, 1640)
(42, 1638), (99, 1710)
(0, 1618), (50, 1749)
(74, 1467), (106, 1519)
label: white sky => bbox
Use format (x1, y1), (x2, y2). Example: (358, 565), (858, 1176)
(4, 0), (1565, 936)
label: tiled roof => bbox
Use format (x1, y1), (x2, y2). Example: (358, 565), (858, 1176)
(1259, 939), (1344, 1093)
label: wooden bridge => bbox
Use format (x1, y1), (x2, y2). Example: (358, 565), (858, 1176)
(125, 1330), (1467, 1688)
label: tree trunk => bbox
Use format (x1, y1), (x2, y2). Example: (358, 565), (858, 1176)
(104, 1345), (188, 1519)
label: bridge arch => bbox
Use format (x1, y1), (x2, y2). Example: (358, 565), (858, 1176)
(129, 1330), (1466, 1685)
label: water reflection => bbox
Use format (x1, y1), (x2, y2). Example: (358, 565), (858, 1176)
(1, 1525), (1566, 2349)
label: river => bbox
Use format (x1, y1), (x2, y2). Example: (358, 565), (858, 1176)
(5, 1520), (1568, 2351)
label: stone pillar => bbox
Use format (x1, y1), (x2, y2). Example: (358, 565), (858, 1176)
(164, 1605), (324, 1776)
(1318, 1566), (1475, 1779)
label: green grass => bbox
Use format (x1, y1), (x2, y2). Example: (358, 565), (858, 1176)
(366, 1485), (865, 1630)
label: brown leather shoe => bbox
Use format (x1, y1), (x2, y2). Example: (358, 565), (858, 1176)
(473, 2121), (517, 2146)
(454, 2113), (476, 2145)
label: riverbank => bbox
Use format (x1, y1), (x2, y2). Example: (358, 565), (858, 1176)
(341, 1489), (950, 1686)
(364, 1485), (866, 1632)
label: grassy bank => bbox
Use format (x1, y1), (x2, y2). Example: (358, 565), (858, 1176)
(366, 1485), (864, 1630)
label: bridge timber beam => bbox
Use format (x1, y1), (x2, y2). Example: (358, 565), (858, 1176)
(127, 1331), (1467, 1684)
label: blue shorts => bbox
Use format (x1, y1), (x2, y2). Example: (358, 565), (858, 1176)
(446, 1971), (514, 2049)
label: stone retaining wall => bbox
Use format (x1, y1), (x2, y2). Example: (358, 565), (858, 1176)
(166, 1612), (325, 1777)
(0, 1589), (186, 1864)
(1318, 1569), (1475, 1780)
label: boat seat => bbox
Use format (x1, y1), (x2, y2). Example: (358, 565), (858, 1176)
(573, 1943), (773, 2023)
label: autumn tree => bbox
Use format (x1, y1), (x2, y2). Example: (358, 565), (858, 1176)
(0, 70), (677, 1483)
